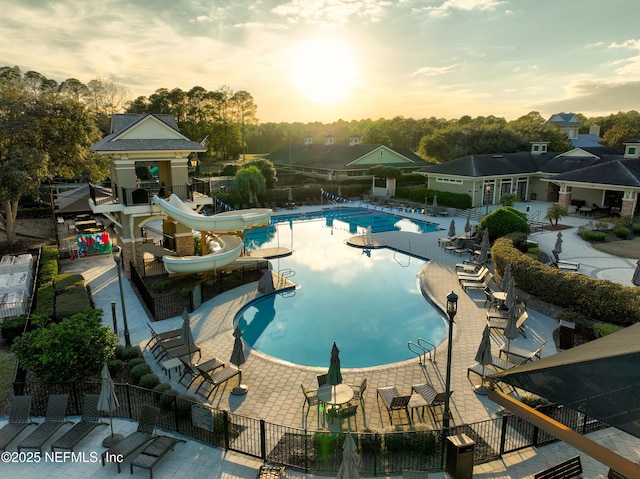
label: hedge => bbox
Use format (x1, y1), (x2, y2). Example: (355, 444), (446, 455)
(492, 237), (640, 326)
(395, 187), (472, 209)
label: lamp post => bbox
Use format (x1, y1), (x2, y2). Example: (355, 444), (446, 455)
(485, 185), (491, 215)
(112, 245), (131, 347)
(443, 291), (458, 429)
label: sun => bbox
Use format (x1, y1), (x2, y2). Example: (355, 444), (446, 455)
(290, 39), (356, 104)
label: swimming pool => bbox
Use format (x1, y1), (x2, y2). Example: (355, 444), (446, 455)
(238, 208), (447, 368)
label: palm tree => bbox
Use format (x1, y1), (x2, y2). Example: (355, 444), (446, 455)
(234, 165), (266, 204)
(544, 204), (568, 226)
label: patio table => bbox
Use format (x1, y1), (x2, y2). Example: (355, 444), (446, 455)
(317, 384), (353, 407)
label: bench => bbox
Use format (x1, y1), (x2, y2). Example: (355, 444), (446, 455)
(534, 455), (582, 479)
(130, 435), (186, 479)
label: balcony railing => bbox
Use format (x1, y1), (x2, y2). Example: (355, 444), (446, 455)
(90, 180), (211, 207)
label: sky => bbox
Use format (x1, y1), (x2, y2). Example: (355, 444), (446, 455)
(2, 0), (640, 124)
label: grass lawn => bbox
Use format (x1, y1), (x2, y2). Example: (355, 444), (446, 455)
(591, 237), (640, 259)
(0, 347), (16, 412)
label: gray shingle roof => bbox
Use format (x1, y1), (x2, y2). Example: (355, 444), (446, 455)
(551, 158), (640, 187)
(266, 144), (431, 171)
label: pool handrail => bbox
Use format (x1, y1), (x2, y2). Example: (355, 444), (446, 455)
(417, 337), (437, 363)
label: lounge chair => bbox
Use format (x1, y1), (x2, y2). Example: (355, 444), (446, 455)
(146, 324), (181, 352)
(499, 341), (546, 362)
(130, 435), (186, 478)
(488, 310), (529, 337)
(460, 272), (494, 292)
(457, 266), (489, 282)
(178, 357), (225, 389)
(156, 343), (202, 363)
(467, 355), (518, 379)
(377, 386), (411, 425)
(101, 404), (160, 473)
(194, 365), (241, 399)
(51, 394), (105, 452)
(411, 383), (452, 425)
(17, 394), (71, 453)
(0, 396), (35, 451)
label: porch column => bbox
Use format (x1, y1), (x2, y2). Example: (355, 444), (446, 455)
(557, 190), (571, 209)
(620, 191), (637, 217)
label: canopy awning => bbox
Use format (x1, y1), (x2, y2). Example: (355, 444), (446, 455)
(491, 322), (640, 439)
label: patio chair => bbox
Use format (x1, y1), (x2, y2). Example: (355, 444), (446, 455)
(377, 386), (411, 425)
(0, 396), (36, 451)
(178, 357), (225, 389)
(301, 385), (320, 426)
(157, 343), (202, 363)
(350, 378), (367, 408)
(499, 341), (546, 363)
(17, 394), (71, 453)
(316, 373), (328, 387)
(460, 272), (494, 292)
(488, 310), (529, 337)
(146, 324), (181, 352)
(330, 404), (358, 431)
(51, 394), (105, 452)
(101, 404), (160, 473)
(194, 365), (241, 399)
(411, 383), (452, 425)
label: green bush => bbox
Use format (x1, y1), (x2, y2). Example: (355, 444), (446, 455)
(579, 230), (606, 241)
(55, 287), (91, 320)
(107, 359), (124, 375)
(492, 237), (640, 326)
(16, 206), (51, 218)
(54, 274), (85, 291)
(520, 393), (551, 408)
(303, 178), (318, 184)
(612, 226), (630, 239)
(593, 323), (624, 338)
(11, 309), (117, 381)
(632, 224), (640, 234)
(479, 207), (530, 242)
(122, 346), (142, 360)
(500, 194), (519, 206)
(395, 187), (472, 209)
(127, 358), (146, 369)
(153, 383), (173, 400)
(33, 283), (56, 317)
(139, 373), (161, 390)
(130, 364), (152, 385)
(359, 431), (382, 454)
(0, 316), (28, 346)
(159, 388), (180, 410)
(114, 345), (125, 360)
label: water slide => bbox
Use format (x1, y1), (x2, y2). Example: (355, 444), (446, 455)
(152, 194), (271, 274)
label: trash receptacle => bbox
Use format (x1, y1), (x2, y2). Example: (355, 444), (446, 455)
(446, 433), (475, 479)
(559, 320), (576, 349)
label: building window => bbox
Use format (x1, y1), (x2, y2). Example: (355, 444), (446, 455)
(435, 177), (463, 184)
(542, 145), (547, 152)
(533, 145), (539, 152)
(379, 149), (384, 157)
(629, 147), (636, 155)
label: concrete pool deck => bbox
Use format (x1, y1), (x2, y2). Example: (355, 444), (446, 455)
(3, 201), (638, 478)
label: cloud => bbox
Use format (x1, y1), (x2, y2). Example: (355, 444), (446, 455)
(424, 0), (505, 17)
(410, 64), (458, 77)
(271, 0), (391, 25)
(535, 80), (640, 116)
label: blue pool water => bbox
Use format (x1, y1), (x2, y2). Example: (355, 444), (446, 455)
(238, 208), (447, 368)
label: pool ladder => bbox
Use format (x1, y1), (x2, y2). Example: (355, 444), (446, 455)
(408, 337), (436, 365)
(393, 241), (411, 267)
(278, 268), (297, 298)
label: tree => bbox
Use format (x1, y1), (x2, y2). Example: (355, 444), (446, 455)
(367, 165), (403, 180)
(544, 204), (568, 226)
(12, 310), (118, 382)
(0, 69), (105, 242)
(247, 158), (277, 189)
(234, 165), (266, 204)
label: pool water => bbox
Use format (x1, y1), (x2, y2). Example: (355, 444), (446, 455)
(238, 208), (447, 368)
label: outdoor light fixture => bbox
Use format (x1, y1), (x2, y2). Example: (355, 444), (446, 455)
(444, 291), (458, 429)
(112, 245), (131, 347)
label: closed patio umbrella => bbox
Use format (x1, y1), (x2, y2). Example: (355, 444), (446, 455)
(633, 260), (640, 286)
(432, 194), (438, 208)
(448, 219), (456, 238)
(181, 308), (195, 359)
(336, 432), (361, 479)
(464, 212), (471, 237)
(503, 306), (520, 350)
(328, 342), (343, 386)
(230, 326), (248, 395)
(553, 231), (563, 258)
(474, 326), (493, 395)
(477, 229), (491, 265)
(98, 363), (122, 447)
(501, 263), (513, 292)
(504, 277), (517, 312)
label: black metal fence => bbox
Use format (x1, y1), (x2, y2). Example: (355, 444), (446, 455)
(130, 259), (269, 320)
(9, 381), (610, 476)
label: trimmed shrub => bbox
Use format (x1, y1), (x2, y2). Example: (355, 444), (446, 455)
(632, 224), (640, 234)
(159, 388), (180, 410)
(54, 274), (85, 291)
(122, 346), (142, 360)
(114, 345), (125, 360)
(127, 357), (146, 369)
(579, 230), (606, 241)
(55, 287), (91, 320)
(130, 364), (152, 385)
(0, 316), (28, 346)
(520, 393), (551, 408)
(107, 359), (124, 375)
(479, 207), (530, 242)
(139, 373), (161, 390)
(153, 383), (173, 400)
(593, 323), (624, 338)
(612, 226), (630, 239)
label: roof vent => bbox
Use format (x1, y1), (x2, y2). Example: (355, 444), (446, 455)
(492, 155), (503, 158)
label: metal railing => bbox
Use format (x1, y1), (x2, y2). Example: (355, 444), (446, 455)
(9, 380), (609, 476)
